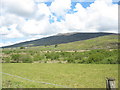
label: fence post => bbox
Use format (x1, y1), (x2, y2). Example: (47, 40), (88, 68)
(106, 77), (116, 90)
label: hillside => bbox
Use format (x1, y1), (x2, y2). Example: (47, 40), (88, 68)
(25, 34), (119, 51)
(57, 34), (119, 50)
(2, 32), (115, 48)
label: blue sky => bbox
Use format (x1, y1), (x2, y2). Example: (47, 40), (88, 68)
(0, 0), (119, 46)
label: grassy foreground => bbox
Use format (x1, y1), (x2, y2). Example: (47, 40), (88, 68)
(2, 63), (118, 88)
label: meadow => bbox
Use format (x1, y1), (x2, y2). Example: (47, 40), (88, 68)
(2, 63), (118, 88)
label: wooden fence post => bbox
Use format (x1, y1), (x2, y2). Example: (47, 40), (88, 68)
(106, 78), (116, 90)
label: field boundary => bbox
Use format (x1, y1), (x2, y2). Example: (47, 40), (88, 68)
(0, 72), (69, 88)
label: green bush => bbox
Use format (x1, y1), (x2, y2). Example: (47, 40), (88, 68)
(11, 54), (33, 63)
(11, 54), (21, 63)
(88, 53), (103, 64)
(45, 52), (59, 60)
(3, 50), (13, 54)
(101, 56), (118, 64)
(3, 57), (11, 63)
(20, 47), (25, 49)
(20, 54), (33, 63)
(33, 53), (44, 61)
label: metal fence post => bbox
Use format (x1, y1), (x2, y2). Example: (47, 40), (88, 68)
(106, 78), (116, 90)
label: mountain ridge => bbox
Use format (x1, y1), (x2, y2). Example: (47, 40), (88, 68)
(2, 32), (116, 48)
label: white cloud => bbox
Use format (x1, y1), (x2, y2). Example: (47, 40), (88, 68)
(63, 0), (118, 33)
(0, 1), (52, 38)
(0, 27), (10, 35)
(65, 12), (86, 31)
(50, 0), (71, 16)
(1, 0), (36, 18)
(48, 21), (69, 34)
(0, 13), (25, 27)
(86, 0), (118, 33)
(21, 18), (50, 35)
(0, 24), (24, 39)
(35, 3), (51, 20)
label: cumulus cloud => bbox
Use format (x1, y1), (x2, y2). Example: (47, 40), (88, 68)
(0, 13), (25, 27)
(1, 0), (36, 18)
(64, 0), (118, 33)
(85, 0), (118, 32)
(0, 27), (10, 35)
(21, 19), (49, 35)
(35, 3), (51, 20)
(50, 0), (71, 16)
(0, 24), (24, 39)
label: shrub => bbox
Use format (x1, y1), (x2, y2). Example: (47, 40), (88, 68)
(11, 54), (21, 63)
(87, 53), (104, 63)
(20, 54), (33, 63)
(55, 44), (58, 48)
(33, 54), (44, 61)
(66, 56), (75, 63)
(45, 52), (59, 60)
(3, 57), (11, 63)
(3, 50), (12, 54)
(20, 47), (25, 49)
(102, 56), (118, 64)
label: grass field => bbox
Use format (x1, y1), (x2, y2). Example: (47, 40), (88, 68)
(2, 63), (118, 88)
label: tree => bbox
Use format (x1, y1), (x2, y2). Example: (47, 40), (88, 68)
(44, 44), (47, 47)
(20, 47), (25, 49)
(55, 44), (58, 48)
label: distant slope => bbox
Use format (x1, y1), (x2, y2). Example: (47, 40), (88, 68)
(2, 32), (115, 48)
(56, 34), (119, 50)
(29, 34), (119, 51)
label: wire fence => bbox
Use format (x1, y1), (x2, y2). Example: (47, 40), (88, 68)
(0, 72), (69, 88)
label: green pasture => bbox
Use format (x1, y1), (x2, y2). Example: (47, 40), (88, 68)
(2, 63), (118, 88)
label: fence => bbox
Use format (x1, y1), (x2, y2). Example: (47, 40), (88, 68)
(0, 72), (69, 88)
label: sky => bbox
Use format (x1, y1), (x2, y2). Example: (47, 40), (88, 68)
(0, 0), (119, 47)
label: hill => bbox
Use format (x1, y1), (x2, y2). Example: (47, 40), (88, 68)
(2, 32), (115, 48)
(2, 34), (119, 64)
(24, 34), (119, 51)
